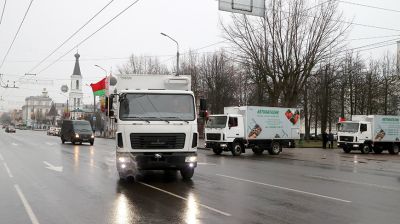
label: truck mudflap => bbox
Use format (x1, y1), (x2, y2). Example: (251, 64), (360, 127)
(116, 152), (197, 175)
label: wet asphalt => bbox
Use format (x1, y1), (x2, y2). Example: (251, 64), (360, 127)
(1, 130), (400, 224)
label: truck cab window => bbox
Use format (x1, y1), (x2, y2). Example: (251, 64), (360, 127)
(228, 117), (238, 127)
(360, 124), (367, 132)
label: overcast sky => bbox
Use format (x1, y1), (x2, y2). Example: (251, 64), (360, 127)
(0, 0), (400, 111)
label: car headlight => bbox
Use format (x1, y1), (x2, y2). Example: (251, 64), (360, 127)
(91, 134), (94, 138)
(75, 133), (79, 138)
(185, 156), (197, 163)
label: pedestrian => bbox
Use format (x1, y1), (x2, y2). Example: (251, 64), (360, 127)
(322, 131), (328, 149)
(328, 131), (334, 149)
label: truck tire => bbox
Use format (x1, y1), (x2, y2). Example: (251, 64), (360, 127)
(180, 168), (194, 180)
(212, 146), (223, 155)
(373, 147), (383, 154)
(360, 144), (371, 154)
(388, 145), (400, 155)
(268, 141), (281, 155)
(252, 146), (264, 155)
(231, 142), (243, 156)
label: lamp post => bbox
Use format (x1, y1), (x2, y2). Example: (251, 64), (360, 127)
(161, 32), (179, 76)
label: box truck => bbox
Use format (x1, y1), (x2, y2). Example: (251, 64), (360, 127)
(337, 115), (400, 154)
(205, 106), (300, 156)
(109, 74), (198, 180)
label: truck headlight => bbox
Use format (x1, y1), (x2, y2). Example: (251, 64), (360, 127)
(75, 133), (79, 138)
(118, 157), (129, 163)
(185, 156), (197, 163)
(91, 134), (94, 138)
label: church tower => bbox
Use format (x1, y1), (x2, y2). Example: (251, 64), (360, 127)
(69, 53), (84, 119)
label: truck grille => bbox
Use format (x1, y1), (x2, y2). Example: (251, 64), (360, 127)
(207, 133), (221, 140)
(130, 133), (186, 149)
(339, 136), (354, 142)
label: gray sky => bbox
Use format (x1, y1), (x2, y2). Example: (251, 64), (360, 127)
(0, 0), (400, 111)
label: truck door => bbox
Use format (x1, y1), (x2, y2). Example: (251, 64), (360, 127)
(359, 123), (371, 142)
(227, 117), (240, 140)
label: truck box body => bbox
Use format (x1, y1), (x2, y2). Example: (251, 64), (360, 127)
(224, 106), (301, 140)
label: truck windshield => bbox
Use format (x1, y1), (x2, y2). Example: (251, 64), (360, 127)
(119, 93), (195, 121)
(206, 116), (227, 128)
(338, 123), (359, 133)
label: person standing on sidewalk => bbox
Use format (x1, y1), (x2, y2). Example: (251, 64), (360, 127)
(322, 131), (328, 149)
(328, 131), (334, 149)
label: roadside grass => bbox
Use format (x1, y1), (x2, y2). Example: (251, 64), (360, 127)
(296, 140), (337, 148)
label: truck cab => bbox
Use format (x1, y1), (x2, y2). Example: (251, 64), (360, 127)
(337, 121), (372, 153)
(111, 75), (198, 180)
(205, 114), (244, 155)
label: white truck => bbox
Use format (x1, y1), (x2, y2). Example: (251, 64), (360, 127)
(337, 115), (400, 154)
(109, 74), (198, 180)
(205, 106), (300, 156)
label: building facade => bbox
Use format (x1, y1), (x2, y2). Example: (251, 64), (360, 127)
(22, 89), (52, 128)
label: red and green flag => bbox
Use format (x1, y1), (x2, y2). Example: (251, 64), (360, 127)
(90, 78), (106, 96)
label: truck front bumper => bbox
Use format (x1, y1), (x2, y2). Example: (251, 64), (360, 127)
(116, 152), (197, 176)
(338, 142), (360, 148)
(206, 141), (229, 149)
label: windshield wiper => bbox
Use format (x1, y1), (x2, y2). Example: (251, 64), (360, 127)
(143, 117), (170, 123)
(128, 116), (150, 123)
(165, 117), (189, 124)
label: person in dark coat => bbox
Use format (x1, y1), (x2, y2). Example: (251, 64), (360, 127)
(322, 131), (328, 149)
(328, 131), (334, 149)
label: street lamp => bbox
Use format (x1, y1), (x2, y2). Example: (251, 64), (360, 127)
(95, 64), (107, 75)
(161, 32), (179, 76)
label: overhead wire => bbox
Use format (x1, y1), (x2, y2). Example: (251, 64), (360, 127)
(338, 0), (400, 14)
(28, 0), (115, 74)
(37, 0), (141, 75)
(0, 0), (6, 25)
(0, 0), (34, 70)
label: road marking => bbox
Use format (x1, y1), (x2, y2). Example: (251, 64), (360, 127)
(45, 142), (57, 146)
(197, 162), (217, 166)
(3, 162), (13, 178)
(0, 153), (4, 161)
(139, 182), (232, 216)
(43, 161), (63, 172)
(12, 143), (18, 146)
(216, 174), (351, 203)
(14, 184), (40, 224)
(306, 175), (400, 192)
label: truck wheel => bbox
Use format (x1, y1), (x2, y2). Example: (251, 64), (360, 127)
(268, 142), (281, 155)
(231, 142), (243, 156)
(212, 146), (223, 155)
(180, 168), (194, 180)
(360, 144), (371, 154)
(373, 147), (383, 154)
(252, 146), (264, 155)
(388, 145), (400, 155)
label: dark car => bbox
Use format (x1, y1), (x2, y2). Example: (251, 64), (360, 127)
(60, 120), (94, 145)
(5, 126), (16, 133)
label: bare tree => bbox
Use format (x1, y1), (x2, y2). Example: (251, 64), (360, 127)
(118, 54), (170, 75)
(222, 0), (348, 107)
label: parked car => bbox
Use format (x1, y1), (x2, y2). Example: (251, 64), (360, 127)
(54, 127), (61, 136)
(5, 126), (16, 133)
(47, 127), (56, 135)
(60, 120), (94, 145)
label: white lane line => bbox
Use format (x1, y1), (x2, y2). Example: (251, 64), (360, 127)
(0, 153), (4, 161)
(14, 184), (40, 224)
(12, 143), (18, 146)
(197, 162), (217, 166)
(138, 182), (232, 217)
(3, 162), (14, 178)
(216, 174), (351, 203)
(45, 142), (56, 146)
(306, 175), (400, 192)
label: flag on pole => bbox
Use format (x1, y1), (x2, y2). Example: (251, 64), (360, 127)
(90, 78), (106, 96)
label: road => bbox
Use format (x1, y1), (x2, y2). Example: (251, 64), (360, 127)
(1, 129), (400, 224)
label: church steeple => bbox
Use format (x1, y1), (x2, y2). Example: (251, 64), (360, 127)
(73, 53), (81, 76)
